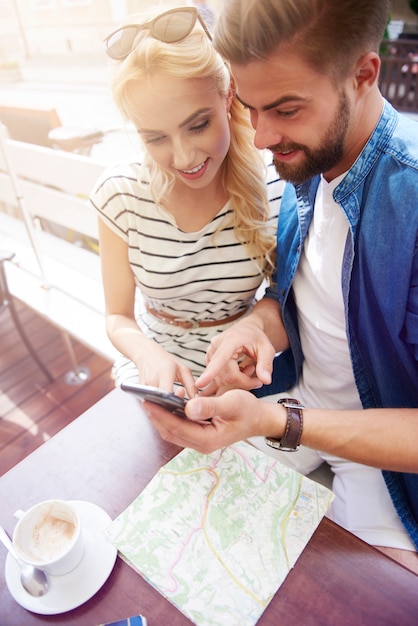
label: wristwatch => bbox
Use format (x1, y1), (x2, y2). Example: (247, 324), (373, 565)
(265, 398), (304, 452)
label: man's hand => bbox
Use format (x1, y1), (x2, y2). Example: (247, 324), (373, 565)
(143, 389), (279, 454)
(195, 316), (276, 394)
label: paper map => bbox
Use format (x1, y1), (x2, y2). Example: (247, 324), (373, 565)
(106, 441), (334, 626)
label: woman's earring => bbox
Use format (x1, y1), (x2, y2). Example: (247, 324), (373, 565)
(227, 111), (232, 121)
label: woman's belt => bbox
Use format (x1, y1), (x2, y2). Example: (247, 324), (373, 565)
(145, 304), (248, 329)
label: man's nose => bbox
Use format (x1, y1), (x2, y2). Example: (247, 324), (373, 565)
(253, 113), (282, 151)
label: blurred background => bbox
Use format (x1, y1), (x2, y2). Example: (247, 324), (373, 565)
(1, 0), (221, 64)
(0, 0), (415, 68)
(0, 0), (417, 163)
(0, 0), (220, 162)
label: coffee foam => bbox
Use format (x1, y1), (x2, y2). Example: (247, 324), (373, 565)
(29, 512), (76, 562)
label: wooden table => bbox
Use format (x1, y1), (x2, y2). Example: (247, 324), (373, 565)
(0, 388), (417, 626)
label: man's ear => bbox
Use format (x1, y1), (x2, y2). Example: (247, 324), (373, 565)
(354, 52), (380, 94)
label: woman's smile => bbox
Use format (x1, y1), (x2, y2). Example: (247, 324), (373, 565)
(177, 157), (209, 179)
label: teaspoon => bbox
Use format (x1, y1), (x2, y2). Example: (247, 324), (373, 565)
(0, 524), (49, 597)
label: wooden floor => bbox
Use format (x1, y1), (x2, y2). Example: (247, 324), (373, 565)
(0, 300), (115, 476)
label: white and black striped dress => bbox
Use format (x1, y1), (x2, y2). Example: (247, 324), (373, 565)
(90, 159), (283, 377)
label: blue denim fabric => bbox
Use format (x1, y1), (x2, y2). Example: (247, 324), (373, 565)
(262, 100), (418, 548)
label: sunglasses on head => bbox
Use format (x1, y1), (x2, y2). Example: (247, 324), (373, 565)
(104, 7), (212, 61)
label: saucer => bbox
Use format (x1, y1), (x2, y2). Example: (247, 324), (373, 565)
(5, 500), (117, 615)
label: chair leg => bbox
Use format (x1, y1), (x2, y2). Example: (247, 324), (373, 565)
(59, 330), (90, 386)
(0, 264), (54, 383)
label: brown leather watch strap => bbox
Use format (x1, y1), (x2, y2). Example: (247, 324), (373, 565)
(265, 398), (304, 452)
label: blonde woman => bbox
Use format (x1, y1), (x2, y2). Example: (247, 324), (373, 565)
(90, 4), (284, 396)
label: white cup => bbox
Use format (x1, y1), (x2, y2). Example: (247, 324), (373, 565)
(13, 500), (84, 576)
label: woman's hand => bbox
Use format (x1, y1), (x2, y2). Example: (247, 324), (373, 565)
(135, 340), (196, 398)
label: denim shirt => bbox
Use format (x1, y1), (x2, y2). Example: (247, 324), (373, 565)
(263, 100), (418, 548)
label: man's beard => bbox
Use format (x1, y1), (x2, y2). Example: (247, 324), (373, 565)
(271, 90), (350, 184)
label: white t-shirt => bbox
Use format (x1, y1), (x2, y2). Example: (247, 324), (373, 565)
(258, 173), (415, 551)
(292, 172), (360, 410)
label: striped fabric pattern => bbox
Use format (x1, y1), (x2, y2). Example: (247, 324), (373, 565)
(90, 159), (283, 376)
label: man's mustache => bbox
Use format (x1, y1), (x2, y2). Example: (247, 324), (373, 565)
(269, 143), (305, 153)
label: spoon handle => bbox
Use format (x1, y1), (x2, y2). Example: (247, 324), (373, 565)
(0, 524), (22, 564)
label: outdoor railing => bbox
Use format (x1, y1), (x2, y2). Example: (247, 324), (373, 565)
(379, 38), (418, 114)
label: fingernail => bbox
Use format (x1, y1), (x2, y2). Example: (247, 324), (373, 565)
(189, 398), (202, 417)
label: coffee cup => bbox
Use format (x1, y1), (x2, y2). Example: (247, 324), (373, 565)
(13, 500), (84, 576)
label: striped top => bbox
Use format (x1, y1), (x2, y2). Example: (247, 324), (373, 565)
(90, 158), (283, 376)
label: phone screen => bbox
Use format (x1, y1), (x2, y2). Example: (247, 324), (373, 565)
(121, 382), (187, 417)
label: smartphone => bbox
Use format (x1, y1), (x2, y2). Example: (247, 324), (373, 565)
(121, 382), (187, 417)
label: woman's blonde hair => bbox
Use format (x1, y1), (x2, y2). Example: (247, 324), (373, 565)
(110, 4), (275, 277)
